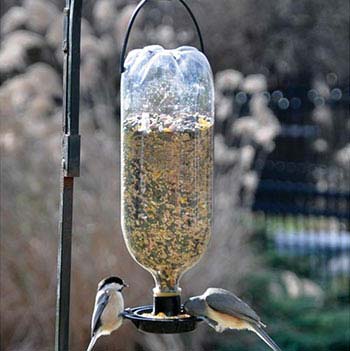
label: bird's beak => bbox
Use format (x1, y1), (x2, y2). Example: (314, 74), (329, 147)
(124, 283), (129, 288)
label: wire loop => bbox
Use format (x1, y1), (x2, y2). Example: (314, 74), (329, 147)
(120, 0), (205, 73)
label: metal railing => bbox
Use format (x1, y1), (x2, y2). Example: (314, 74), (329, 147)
(251, 83), (349, 282)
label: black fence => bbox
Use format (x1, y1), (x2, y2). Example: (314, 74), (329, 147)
(251, 83), (350, 282)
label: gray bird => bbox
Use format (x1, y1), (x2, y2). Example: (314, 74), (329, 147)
(86, 276), (128, 351)
(184, 288), (281, 351)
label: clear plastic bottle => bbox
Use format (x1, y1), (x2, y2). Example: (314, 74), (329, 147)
(121, 45), (214, 298)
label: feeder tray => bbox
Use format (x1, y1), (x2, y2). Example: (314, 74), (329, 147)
(123, 305), (201, 334)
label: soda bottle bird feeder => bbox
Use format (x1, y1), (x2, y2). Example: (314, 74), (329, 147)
(120, 0), (214, 333)
(56, 0), (214, 348)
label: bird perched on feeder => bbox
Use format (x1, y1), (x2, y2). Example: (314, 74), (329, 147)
(86, 276), (128, 351)
(184, 288), (281, 351)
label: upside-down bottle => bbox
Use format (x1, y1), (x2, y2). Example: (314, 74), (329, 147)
(121, 45), (214, 315)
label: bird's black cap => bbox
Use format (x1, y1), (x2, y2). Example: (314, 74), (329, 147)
(98, 276), (128, 291)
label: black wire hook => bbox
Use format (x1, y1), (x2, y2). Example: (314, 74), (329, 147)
(120, 0), (205, 73)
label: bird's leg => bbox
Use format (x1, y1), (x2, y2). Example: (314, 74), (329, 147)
(204, 317), (224, 332)
(214, 324), (226, 333)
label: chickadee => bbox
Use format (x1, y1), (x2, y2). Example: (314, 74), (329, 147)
(86, 276), (128, 351)
(184, 288), (281, 351)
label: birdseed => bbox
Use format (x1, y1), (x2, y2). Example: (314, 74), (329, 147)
(121, 112), (213, 293)
(141, 312), (192, 319)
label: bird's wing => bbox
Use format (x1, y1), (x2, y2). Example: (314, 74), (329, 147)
(205, 288), (261, 325)
(91, 291), (109, 337)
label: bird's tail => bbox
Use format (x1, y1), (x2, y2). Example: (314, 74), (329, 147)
(86, 334), (98, 351)
(252, 324), (282, 351)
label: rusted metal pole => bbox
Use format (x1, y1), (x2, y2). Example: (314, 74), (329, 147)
(55, 1), (82, 350)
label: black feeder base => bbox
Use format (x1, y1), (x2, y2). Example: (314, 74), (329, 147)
(123, 305), (200, 334)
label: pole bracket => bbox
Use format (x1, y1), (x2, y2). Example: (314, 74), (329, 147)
(62, 134), (81, 177)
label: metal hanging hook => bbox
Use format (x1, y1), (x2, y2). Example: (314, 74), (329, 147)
(120, 0), (205, 74)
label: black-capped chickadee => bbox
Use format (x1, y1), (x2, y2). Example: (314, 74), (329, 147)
(184, 288), (281, 351)
(86, 276), (128, 351)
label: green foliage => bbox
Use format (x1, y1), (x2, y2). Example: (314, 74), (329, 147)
(217, 270), (350, 351)
(217, 224), (350, 351)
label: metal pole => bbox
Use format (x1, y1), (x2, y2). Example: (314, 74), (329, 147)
(55, 1), (82, 350)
